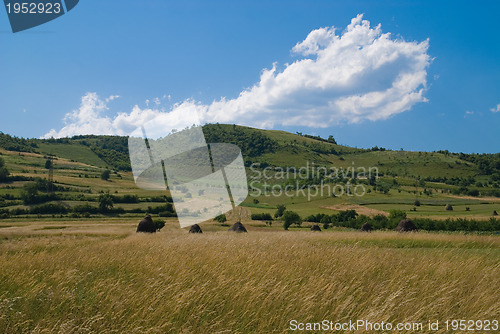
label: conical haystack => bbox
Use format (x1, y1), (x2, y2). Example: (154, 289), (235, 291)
(360, 223), (372, 232)
(396, 219), (417, 232)
(310, 224), (321, 232)
(137, 215), (156, 233)
(228, 221), (247, 233)
(189, 224), (203, 233)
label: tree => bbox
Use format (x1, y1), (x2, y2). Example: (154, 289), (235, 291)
(0, 166), (9, 182)
(21, 182), (39, 204)
(101, 169), (111, 181)
(44, 159), (52, 170)
(283, 211), (301, 230)
(275, 204), (286, 218)
(98, 192), (114, 213)
(372, 214), (389, 229)
(320, 215), (332, 229)
(0, 157), (9, 182)
(336, 209), (358, 223)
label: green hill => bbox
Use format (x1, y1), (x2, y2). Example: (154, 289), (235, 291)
(0, 125), (499, 228)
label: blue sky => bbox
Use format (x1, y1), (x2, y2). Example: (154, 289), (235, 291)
(0, 0), (499, 153)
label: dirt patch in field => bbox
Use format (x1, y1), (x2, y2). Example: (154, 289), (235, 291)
(444, 195), (500, 203)
(321, 204), (388, 217)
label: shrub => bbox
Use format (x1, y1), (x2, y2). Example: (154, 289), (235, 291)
(30, 203), (69, 215)
(98, 192), (114, 213)
(153, 219), (165, 231)
(72, 203), (99, 214)
(251, 213), (273, 221)
(214, 214), (227, 223)
(113, 195), (139, 203)
(148, 203), (174, 214)
(101, 169), (111, 181)
(159, 211), (176, 218)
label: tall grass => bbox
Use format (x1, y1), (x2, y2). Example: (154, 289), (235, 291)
(0, 230), (499, 333)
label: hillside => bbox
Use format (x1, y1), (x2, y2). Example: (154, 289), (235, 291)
(0, 125), (499, 230)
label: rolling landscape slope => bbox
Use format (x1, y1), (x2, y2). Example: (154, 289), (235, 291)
(0, 124), (499, 229)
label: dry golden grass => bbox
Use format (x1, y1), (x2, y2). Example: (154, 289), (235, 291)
(0, 225), (499, 333)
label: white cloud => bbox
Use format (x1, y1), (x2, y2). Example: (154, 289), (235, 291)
(44, 14), (431, 138)
(464, 110), (474, 118)
(43, 93), (204, 139)
(491, 104), (500, 113)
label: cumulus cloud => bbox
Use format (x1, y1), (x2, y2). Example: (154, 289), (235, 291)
(44, 93), (161, 138)
(44, 14), (431, 138)
(491, 104), (500, 113)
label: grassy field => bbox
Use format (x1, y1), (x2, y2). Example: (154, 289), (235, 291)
(0, 220), (499, 333)
(0, 128), (499, 333)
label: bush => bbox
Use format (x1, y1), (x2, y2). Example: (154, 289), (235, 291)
(0, 158), (9, 182)
(371, 214), (389, 229)
(72, 203), (99, 214)
(127, 208), (145, 214)
(159, 211), (176, 218)
(153, 219), (165, 231)
(30, 203), (69, 214)
(336, 210), (358, 223)
(101, 169), (111, 181)
(251, 213), (273, 221)
(214, 214), (227, 223)
(98, 192), (114, 213)
(113, 195), (139, 203)
(148, 203), (174, 214)
(21, 182), (59, 205)
(0, 209), (10, 219)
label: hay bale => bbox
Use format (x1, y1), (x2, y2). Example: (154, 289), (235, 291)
(228, 221), (247, 233)
(360, 223), (372, 232)
(493, 210), (498, 216)
(188, 224), (203, 233)
(136, 215), (156, 233)
(310, 224), (321, 232)
(396, 219), (417, 232)
(445, 204), (453, 211)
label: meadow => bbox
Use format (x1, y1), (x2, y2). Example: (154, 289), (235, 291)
(0, 220), (499, 333)
(0, 127), (499, 333)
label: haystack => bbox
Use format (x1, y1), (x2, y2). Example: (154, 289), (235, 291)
(228, 221), (247, 233)
(137, 215), (156, 233)
(445, 204), (453, 211)
(310, 224), (321, 232)
(189, 224), (203, 233)
(360, 223), (372, 232)
(493, 210), (498, 216)
(396, 219), (417, 232)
